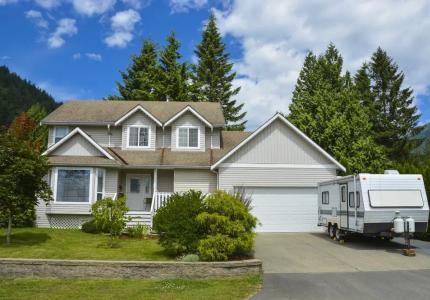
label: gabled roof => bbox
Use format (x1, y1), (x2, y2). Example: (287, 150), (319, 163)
(42, 127), (115, 160)
(164, 105), (213, 128)
(41, 101), (225, 127)
(211, 113), (346, 172)
(114, 105), (163, 126)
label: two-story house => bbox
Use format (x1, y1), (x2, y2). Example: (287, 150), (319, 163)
(38, 100), (345, 232)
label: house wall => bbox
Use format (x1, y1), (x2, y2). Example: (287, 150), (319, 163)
(205, 128), (221, 149)
(171, 112), (206, 152)
(155, 127), (172, 148)
(121, 111), (157, 150)
(50, 135), (104, 156)
(224, 119), (332, 165)
(157, 169), (174, 192)
(174, 169), (217, 193)
(218, 167), (337, 191)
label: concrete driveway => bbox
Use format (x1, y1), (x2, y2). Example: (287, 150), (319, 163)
(253, 233), (430, 300)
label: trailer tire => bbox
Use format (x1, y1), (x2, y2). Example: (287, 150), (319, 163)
(329, 224), (336, 239)
(335, 227), (342, 241)
(327, 224), (332, 237)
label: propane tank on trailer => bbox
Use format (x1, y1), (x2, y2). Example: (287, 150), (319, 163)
(393, 211), (404, 234)
(405, 217), (415, 233)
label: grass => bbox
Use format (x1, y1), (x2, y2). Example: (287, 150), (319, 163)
(0, 276), (261, 300)
(0, 228), (169, 261)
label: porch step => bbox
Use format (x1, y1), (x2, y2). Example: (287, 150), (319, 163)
(126, 212), (152, 227)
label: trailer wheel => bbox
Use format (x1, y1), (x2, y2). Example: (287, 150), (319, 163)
(329, 224), (336, 239)
(327, 224), (332, 236)
(335, 227), (343, 241)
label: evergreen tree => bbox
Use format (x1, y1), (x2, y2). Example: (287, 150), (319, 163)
(355, 47), (421, 160)
(113, 39), (161, 100)
(193, 14), (246, 130)
(289, 44), (389, 174)
(158, 32), (191, 101)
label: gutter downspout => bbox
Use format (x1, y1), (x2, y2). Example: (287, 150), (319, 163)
(107, 124), (111, 147)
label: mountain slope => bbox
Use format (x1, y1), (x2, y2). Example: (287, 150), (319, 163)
(0, 66), (60, 125)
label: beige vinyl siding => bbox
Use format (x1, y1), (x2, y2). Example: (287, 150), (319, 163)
(50, 135), (104, 156)
(105, 168), (118, 194)
(35, 199), (50, 228)
(171, 112), (205, 152)
(121, 111), (157, 150)
(225, 119), (332, 165)
(155, 127), (172, 148)
(205, 128), (221, 149)
(157, 169), (174, 192)
(174, 169), (217, 193)
(218, 167), (336, 191)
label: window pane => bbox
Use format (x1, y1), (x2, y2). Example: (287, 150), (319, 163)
(97, 170), (104, 194)
(356, 192), (360, 208)
(341, 186), (347, 202)
(178, 128), (188, 147)
(139, 128), (149, 147)
(130, 178), (140, 193)
(55, 127), (68, 143)
(129, 127), (139, 146)
(189, 128), (198, 147)
(349, 192), (355, 208)
(56, 169), (90, 202)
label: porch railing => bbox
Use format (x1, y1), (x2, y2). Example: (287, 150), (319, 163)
(150, 192), (173, 213)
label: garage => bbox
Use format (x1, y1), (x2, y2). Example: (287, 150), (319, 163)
(245, 187), (319, 232)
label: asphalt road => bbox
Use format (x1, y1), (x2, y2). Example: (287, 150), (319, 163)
(252, 233), (430, 300)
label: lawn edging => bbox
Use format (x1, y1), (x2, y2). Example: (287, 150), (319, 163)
(0, 258), (262, 279)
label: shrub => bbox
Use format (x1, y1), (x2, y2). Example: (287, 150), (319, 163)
(197, 190), (257, 261)
(181, 254), (200, 262)
(152, 190), (205, 256)
(81, 219), (100, 234)
(126, 223), (151, 238)
(91, 196), (129, 246)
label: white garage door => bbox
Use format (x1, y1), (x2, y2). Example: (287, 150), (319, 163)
(245, 187), (319, 232)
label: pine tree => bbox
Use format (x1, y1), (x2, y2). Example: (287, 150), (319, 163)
(158, 32), (191, 101)
(193, 13), (246, 130)
(288, 45), (389, 174)
(355, 48), (421, 160)
(113, 39), (161, 101)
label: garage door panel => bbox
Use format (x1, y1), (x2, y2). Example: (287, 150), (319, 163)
(245, 187), (320, 232)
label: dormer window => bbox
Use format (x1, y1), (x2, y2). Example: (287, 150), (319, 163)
(127, 126), (150, 148)
(54, 126), (69, 143)
(177, 127), (199, 148)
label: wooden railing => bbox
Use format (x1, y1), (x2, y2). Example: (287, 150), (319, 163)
(150, 192), (173, 213)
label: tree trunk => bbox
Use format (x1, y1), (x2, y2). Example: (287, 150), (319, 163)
(6, 212), (12, 244)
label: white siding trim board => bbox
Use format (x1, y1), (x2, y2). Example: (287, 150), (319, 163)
(218, 163), (340, 169)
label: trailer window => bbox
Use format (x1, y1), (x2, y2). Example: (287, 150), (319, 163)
(322, 191), (329, 204)
(341, 186), (347, 202)
(349, 192), (360, 208)
(368, 190), (424, 208)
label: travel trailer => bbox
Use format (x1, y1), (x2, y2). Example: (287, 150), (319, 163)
(317, 170), (429, 240)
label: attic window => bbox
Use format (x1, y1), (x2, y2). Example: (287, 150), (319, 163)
(128, 126), (150, 148)
(177, 127), (199, 148)
(54, 126), (68, 143)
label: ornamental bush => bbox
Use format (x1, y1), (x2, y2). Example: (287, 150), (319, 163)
(197, 190), (257, 261)
(152, 190), (205, 256)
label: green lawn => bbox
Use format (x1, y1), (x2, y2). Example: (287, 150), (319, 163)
(0, 228), (169, 261)
(0, 276), (261, 300)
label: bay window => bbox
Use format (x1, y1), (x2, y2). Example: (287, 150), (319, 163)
(177, 127), (199, 148)
(56, 168), (91, 203)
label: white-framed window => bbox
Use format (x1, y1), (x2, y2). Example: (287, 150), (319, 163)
(54, 126), (68, 143)
(96, 168), (105, 201)
(54, 167), (92, 203)
(322, 191), (329, 204)
(127, 126), (150, 148)
(177, 127), (199, 148)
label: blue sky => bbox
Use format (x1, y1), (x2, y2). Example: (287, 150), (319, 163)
(1, 0), (429, 129)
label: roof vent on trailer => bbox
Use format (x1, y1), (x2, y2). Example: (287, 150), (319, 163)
(384, 170), (400, 175)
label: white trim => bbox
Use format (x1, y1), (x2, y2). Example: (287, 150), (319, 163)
(176, 126), (200, 149)
(95, 168), (106, 201)
(126, 125), (151, 149)
(52, 167), (94, 204)
(164, 106), (213, 128)
(54, 126), (69, 144)
(114, 105), (162, 126)
(218, 163), (340, 169)
(42, 127), (115, 160)
(211, 113), (346, 172)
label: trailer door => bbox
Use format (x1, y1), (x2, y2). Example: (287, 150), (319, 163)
(340, 184), (348, 229)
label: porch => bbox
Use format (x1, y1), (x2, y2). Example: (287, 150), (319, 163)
(118, 169), (173, 226)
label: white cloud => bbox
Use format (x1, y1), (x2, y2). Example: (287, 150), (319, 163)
(104, 9), (140, 47)
(121, 0), (150, 9)
(72, 0), (116, 16)
(72, 53), (81, 59)
(25, 10), (49, 29)
(0, 0), (18, 5)
(215, 0), (430, 129)
(85, 52), (102, 61)
(169, 0), (207, 13)
(35, 0), (61, 9)
(48, 18), (78, 48)
(37, 80), (80, 101)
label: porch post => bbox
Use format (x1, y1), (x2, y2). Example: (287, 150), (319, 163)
(153, 168), (158, 193)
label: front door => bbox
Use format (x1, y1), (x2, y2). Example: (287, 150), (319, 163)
(126, 175), (152, 211)
(339, 184), (348, 229)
